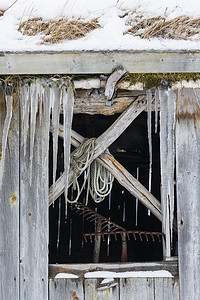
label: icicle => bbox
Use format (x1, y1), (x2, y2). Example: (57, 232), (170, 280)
(52, 84), (61, 205)
(0, 93), (13, 188)
(108, 190), (112, 210)
(160, 88), (176, 253)
(20, 84), (30, 156)
(123, 201), (126, 223)
(167, 89), (176, 242)
(29, 81), (40, 185)
(147, 89), (152, 216)
(135, 167), (139, 226)
(69, 217), (72, 256)
(62, 80), (74, 215)
(155, 89), (159, 134)
(56, 197), (62, 253)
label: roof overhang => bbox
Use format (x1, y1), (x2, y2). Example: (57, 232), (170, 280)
(0, 50), (200, 75)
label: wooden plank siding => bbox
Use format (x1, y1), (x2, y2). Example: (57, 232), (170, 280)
(176, 88), (200, 300)
(48, 278), (180, 300)
(0, 51), (200, 74)
(0, 92), (20, 300)
(19, 113), (48, 300)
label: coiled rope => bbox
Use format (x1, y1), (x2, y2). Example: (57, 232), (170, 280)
(66, 138), (114, 204)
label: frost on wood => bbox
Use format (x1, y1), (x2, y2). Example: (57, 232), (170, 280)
(1, 78), (74, 203)
(159, 88), (176, 255)
(0, 93), (13, 188)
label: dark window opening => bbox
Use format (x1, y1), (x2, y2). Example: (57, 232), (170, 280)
(49, 112), (176, 264)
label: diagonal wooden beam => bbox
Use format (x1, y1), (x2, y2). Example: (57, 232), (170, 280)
(49, 96), (147, 202)
(49, 126), (162, 222)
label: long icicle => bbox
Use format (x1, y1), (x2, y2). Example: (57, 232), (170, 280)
(63, 80), (74, 218)
(0, 92), (13, 188)
(147, 89), (152, 216)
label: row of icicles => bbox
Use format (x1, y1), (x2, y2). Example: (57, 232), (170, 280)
(0, 79), (176, 242)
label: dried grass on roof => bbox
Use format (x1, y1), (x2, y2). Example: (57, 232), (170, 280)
(18, 17), (100, 44)
(126, 15), (200, 40)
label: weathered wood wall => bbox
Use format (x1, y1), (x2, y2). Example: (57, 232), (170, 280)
(176, 88), (200, 300)
(0, 92), (20, 300)
(48, 277), (180, 300)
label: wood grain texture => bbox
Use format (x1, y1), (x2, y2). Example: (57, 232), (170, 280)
(176, 88), (200, 300)
(19, 113), (48, 300)
(0, 51), (200, 74)
(49, 278), (84, 300)
(154, 278), (180, 300)
(120, 278), (154, 300)
(84, 278), (120, 300)
(0, 92), (19, 300)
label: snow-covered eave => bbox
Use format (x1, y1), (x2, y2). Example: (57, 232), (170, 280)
(1, 50), (200, 75)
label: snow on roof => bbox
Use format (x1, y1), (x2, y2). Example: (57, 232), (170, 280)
(0, 0), (200, 52)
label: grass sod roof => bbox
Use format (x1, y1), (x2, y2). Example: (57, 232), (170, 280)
(17, 12), (200, 44)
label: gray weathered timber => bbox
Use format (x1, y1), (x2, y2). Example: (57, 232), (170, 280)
(19, 114), (48, 300)
(84, 279), (120, 300)
(48, 277), (180, 299)
(176, 88), (200, 300)
(49, 261), (179, 278)
(154, 278), (180, 300)
(0, 51), (200, 74)
(0, 93), (19, 300)
(120, 278), (154, 300)
(48, 278), (84, 300)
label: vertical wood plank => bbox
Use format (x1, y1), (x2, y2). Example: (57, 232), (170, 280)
(176, 88), (200, 300)
(84, 278), (119, 300)
(19, 113), (48, 300)
(120, 278), (154, 300)
(48, 279), (84, 300)
(155, 278), (180, 300)
(0, 92), (19, 299)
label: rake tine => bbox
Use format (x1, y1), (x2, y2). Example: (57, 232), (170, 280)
(139, 233), (143, 241)
(89, 234), (93, 243)
(102, 234), (105, 242)
(114, 232), (117, 241)
(145, 232), (149, 241)
(157, 234), (161, 242)
(84, 235), (87, 243)
(127, 232), (130, 240)
(151, 233), (155, 242)
(132, 232), (137, 240)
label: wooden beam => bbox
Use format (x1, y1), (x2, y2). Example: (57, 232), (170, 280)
(49, 97), (147, 203)
(49, 126), (162, 222)
(49, 260), (179, 278)
(176, 88), (200, 300)
(1, 50), (200, 74)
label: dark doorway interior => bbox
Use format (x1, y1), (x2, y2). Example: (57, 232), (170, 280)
(49, 112), (164, 264)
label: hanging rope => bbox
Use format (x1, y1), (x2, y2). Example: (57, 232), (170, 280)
(66, 138), (114, 204)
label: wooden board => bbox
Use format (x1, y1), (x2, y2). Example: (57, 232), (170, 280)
(0, 51), (200, 74)
(19, 114), (48, 299)
(48, 277), (180, 300)
(84, 279), (120, 300)
(176, 88), (200, 300)
(0, 92), (19, 300)
(154, 278), (180, 300)
(48, 278), (84, 300)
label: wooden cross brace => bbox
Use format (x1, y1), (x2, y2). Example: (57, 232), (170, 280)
(49, 96), (162, 222)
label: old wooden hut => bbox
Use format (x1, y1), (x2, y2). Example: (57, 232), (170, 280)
(1, 1), (200, 299)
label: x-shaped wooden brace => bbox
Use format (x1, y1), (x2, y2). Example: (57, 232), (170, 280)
(48, 96), (162, 222)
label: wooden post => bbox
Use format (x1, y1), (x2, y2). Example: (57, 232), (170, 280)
(19, 113), (48, 299)
(0, 92), (19, 300)
(176, 88), (200, 300)
(93, 220), (101, 263)
(121, 232), (128, 262)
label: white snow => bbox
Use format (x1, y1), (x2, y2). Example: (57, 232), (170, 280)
(55, 273), (79, 279)
(84, 270), (173, 278)
(0, 0), (200, 51)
